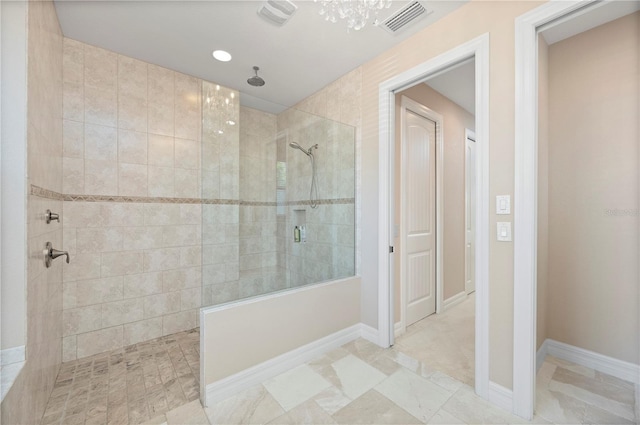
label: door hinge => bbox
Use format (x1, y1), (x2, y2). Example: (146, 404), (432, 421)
(389, 246), (394, 253)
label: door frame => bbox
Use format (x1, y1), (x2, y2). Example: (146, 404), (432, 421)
(465, 128), (476, 295)
(397, 96), (444, 336)
(513, 0), (607, 419)
(377, 33), (490, 401)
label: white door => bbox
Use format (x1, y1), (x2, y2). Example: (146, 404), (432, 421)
(465, 130), (476, 294)
(403, 108), (437, 326)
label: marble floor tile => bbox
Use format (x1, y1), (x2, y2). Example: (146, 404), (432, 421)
(263, 364), (332, 411)
(375, 368), (453, 423)
(320, 354), (387, 400)
(426, 408), (468, 424)
(332, 390), (422, 424)
(204, 384), (284, 425)
(267, 399), (337, 425)
(165, 400), (209, 425)
(312, 386), (352, 416)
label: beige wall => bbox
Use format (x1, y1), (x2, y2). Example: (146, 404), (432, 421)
(1, 0), (64, 423)
(203, 277), (360, 384)
(360, 0), (543, 388)
(537, 35), (549, 351)
(393, 83), (475, 323)
(545, 13), (639, 364)
(61, 39), (210, 360)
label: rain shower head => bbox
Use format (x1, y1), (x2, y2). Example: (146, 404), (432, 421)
(247, 66), (265, 87)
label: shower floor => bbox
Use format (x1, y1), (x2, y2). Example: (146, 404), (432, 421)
(41, 328), (200, 425)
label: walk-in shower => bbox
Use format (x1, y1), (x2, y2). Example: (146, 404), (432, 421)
(200, 82), (356, 306)
(288, 142), (319, 208)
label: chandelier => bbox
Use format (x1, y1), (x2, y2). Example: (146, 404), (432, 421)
(204, 84), (236, 135)
(314, 0), (392, 31)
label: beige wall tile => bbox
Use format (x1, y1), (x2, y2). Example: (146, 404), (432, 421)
(162, 267), (201, 292)
(102, 298), (144, 327)
(63, 304), (102, 336)
(119, 163), (148, 196)
(64, 201), (103, 228)
(76, 227), (123, 253)
(76, 326), (123, 358)
(175, 138), (200, 170)
(63, 38), (84, 84)
(85, 123), (117, 161)
(144, 204), (180, 226)
(179, 246), (202, 268)
(84, 159), (118, 195)
(75, 276), (123, 307)
(123, 272), (163, 299)
(122, 226), (164, 250)
(180, 288), (201, 310)
(62, 335), (78, 362)
(123, 318), (163, 346)
(148, 134), (174, 167)
(63, 119), (84, 158)
(148, 166), (175, 197)
(63, 252), (101, 282)
(143, 247), (181, 272)
(143, 292), (181, 318)
(118, 55), (148, 132)
(101, 251), (143, 277)
(84, 45), (117, 127)
(174, 168), (199, 198)
(162, 225), (200, 247)
(162, 310), (196, 336)
(101, 202), (144, 227)
(118, 129), (148, 165)
(174, 74), (201, 141)
(148, 65), (174, 136)
(63, 157), (85, 194)
(63, 81), (84, 121)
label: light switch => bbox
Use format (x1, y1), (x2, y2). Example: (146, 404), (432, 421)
(496, 195), (511, 215)
(497, 222), (512, 242)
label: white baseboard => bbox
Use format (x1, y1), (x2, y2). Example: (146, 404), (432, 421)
(488, 381), (513, 412)
(205, 324), (363, 406)
(536, 339), (549, 372)
(393, 321), (405, 338)
(360, 323), (380, 345)
(538, 339), (640, 384)
(441, 291), (467, 312)
(0, 345), (25, 366)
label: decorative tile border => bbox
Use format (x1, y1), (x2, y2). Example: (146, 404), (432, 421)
(30, 185), (354, 206)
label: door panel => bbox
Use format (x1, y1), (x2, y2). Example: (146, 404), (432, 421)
(403, 109), (436, 326)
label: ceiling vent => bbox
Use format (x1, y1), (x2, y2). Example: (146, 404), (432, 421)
(380, 1), (431, 34)
(257, 0), (298, 27)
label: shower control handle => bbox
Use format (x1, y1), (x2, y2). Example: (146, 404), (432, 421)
(44, 242), (69, 268)
(45, 209), (60, 224)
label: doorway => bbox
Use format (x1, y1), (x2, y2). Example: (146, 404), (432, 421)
(377, 33), (491, 402)
(514, 0), (640, 419)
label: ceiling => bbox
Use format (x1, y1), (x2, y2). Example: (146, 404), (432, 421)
(425, 58), (475, 115)
(54, 0), (467, 114)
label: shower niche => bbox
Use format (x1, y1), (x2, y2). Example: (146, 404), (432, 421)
(201, 89), (355, 307)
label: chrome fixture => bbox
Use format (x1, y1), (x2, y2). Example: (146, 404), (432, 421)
(44, 241), (69, 268)
(45, 209), (60, 224)
(314, 0), (392, 31)
(289, 142), (319, 208)
(247, 66), (265, 87)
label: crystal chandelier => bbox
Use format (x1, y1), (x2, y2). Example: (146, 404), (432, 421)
(204, 84), (236, 135)
(314, 0), (392, 31)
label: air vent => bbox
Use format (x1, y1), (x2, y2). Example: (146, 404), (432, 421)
(257, 0), (298, 27)
(380, 1), (431, 34)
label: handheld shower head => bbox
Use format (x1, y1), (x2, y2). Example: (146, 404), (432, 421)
(289, 142), (318, 156)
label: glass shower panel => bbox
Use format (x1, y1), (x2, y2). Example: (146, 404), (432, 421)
(201, 92), (355, 308)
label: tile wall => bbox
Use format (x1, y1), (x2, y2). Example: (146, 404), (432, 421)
(1, 0), (64, 424)
(60, 38), (211, 361)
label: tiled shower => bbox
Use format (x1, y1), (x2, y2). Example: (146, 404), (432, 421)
(58, 39), (356, 362)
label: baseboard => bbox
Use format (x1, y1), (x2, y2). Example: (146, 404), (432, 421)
(205, 324), (363, 406)
(441, 291), (467, 312)
(393, 321), (405, 338)
(536, 339), (549, 372)
(538, 339), (640, 384)
(360, 323), (380, 345)
(488, 381), (513, 412)
(0, 345), (25, 366)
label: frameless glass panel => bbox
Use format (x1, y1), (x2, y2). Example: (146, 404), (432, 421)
(201, 86), (355, 307)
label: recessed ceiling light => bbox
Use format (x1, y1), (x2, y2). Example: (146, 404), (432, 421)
(212, 50), (232, 62)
